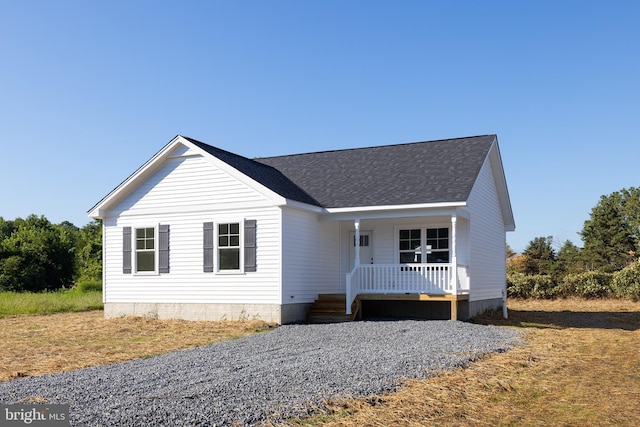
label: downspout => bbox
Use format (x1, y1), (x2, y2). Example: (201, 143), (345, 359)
(502, 288), (508, 319)
(503, 234), (509, 319)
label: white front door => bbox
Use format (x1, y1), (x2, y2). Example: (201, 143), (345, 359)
(349, 231), (373, 268)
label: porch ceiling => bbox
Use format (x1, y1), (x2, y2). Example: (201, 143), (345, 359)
(320, 205), (470, 222)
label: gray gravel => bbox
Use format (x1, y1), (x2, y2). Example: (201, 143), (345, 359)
(0, 320), (522, 426)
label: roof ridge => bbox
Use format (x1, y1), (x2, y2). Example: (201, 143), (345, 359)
(258, 134), (495, 160)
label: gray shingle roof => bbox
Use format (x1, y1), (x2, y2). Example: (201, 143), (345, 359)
(188, 135), (496, 209)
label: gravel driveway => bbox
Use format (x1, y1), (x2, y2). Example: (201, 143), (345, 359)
(0, 320), (522, 426)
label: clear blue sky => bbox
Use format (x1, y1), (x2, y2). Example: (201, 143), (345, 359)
(1, 0), (638, 252)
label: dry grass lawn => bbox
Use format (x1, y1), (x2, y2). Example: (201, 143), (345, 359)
(286, 298), (640, 426)
(1, 299), (639, 426)
(0, 311), (273, 382)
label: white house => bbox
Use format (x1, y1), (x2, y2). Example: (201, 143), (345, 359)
(88, 134), (515, 324)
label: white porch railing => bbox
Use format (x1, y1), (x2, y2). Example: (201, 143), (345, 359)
(346, 263), (469, 314)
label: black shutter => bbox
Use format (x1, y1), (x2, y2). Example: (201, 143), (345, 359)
(123, 227), (132, 274)
(159, 224), (170, 273)
(244, 219), (257, 272)
(203, 222), (214, 272)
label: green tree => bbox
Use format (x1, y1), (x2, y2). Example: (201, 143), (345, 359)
(0, 215), (76, 291)
(556, 240), (584, 275)
(0, 217), (16, 239)
(580, 188), (640, 271)
(76, 219), (102, 282)
(521, 236), (556, 275)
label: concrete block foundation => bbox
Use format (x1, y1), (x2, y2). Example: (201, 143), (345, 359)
(104, 302), (312, 324)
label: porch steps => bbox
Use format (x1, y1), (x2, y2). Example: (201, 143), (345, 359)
(307, 294), (360, 323)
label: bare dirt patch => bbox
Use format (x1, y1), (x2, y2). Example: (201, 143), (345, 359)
(0, 311), (273, 382)
(287, 298), (640, 426)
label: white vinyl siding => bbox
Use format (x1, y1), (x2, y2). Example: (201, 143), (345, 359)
(114, 155), (273, 218)
(102, 151), (282, 305)
(104, 208), (280, 304)
(467, 150), (508, 301)
(281, 207), (341, 303)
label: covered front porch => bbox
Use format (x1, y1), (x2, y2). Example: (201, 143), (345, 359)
(346, 264), (470, 320)
(335, 208), (471, 320)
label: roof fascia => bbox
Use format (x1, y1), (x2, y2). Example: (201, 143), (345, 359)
(88, 135), (185, 218)
(88, 136), (287, 219)
(484, 137), (516, 232)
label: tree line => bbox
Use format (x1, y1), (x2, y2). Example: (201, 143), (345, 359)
(0, 215), (101, 292)
(508, 187), (640, 300)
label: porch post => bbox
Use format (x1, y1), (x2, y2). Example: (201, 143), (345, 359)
(346, 219), (362, 316)
(354, 219), (361, 267)
(451, 214), (458, 294)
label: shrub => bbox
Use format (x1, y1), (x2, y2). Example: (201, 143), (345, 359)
(75, 280), (102, 293)
(530, 275), (559, 299)
(507, 273), (530, 298)
(562, 271), (613, 299)
(611, 262), (640, 301)
(507, 273), (558, 299)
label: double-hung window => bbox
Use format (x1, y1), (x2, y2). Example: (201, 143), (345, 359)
(203, 220), (257, 273)
(399, 229), (422, 263)
(123, 225), (170, 274)
(398, 227), (450, 264)
(426, 227), (449, 263)
(136, 227), (156, 272)
(218, 222), (241, 271)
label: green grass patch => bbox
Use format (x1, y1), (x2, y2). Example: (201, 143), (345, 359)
(0, 289), (103, 317)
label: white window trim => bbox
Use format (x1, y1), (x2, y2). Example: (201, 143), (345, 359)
(394, 224), (451, 264)
(215, 219), (244, 274)
(133, 224), (160, 275)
